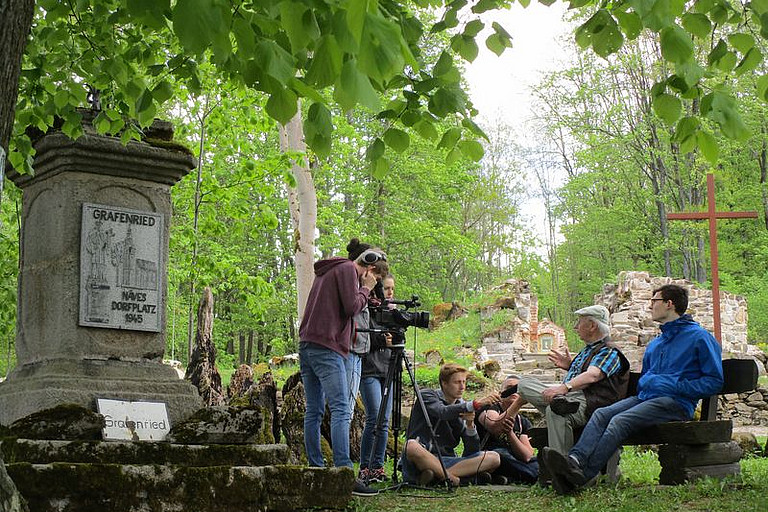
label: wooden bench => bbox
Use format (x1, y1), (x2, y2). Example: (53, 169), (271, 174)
(529, 358), (759, 485)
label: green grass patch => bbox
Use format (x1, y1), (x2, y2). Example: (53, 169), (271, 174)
(350, 451), (768, 512)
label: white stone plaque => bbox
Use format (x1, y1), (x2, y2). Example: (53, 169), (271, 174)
(79, 203), (163, 332)
(97, 398), (170, 441)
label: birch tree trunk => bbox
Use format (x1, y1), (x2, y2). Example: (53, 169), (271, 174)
(279, 108), (316, 324)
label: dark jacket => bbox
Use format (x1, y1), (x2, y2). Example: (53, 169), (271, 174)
(299, 257), (370, 357)
(361, 314), (392, 379)
(577, 339), (631, 416)
(638, 314), (723, 417)
(405, 388), (479, 457)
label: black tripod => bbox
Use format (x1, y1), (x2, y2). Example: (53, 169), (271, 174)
(359, 329), (451, 490)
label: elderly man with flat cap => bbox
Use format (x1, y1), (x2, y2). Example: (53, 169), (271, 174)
(509, 305), (630, 455)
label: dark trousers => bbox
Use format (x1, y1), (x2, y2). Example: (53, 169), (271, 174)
(494, 448), (539, 484)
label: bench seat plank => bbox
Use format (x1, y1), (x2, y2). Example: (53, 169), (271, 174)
(622, 419), (732, 445)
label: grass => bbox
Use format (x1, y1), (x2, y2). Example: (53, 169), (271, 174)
(348, 448), (768, 512)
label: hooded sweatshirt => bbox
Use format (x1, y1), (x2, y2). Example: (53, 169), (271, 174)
(637, 314), (723, 417)
(299, 257), (370, 357)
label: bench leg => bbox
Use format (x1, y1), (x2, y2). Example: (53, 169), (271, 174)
(603, 448), (621, 483)
(659, 442), (742, 485)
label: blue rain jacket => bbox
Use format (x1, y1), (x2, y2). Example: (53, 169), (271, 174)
(637, 314), (723, 417)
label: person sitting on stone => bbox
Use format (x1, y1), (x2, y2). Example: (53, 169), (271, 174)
(475, 375), (538, 484)
(544, 284), (724, 494)
(401, 363), (502, 486)
(509, 305), (630, 456)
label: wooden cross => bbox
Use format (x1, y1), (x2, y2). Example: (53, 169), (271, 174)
(667, 173), (758, 344)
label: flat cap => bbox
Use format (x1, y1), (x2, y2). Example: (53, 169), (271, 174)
(574, 305), (610, 330)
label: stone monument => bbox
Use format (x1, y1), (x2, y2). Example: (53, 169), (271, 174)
(0, 113), (202, 425)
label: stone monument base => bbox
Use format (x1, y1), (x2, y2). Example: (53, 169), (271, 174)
(2, 439), (352, 511)
(0, 358), (202, 426)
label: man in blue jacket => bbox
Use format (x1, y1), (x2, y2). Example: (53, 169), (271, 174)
(544, 284), (723, 494)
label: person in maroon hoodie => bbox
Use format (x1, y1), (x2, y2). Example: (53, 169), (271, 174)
(299, 238), (384, 496)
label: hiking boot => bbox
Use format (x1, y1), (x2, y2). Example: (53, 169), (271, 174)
(544, 447), (586, 488)
(418, 469), (435, 486)
(550, 395), (580, 416)
(352, 479), (379, 497)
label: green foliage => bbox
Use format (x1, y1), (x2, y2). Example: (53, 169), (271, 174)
(10, 0), (521, 176)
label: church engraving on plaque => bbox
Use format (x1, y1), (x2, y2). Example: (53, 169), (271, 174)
(79, 203), (163, 332)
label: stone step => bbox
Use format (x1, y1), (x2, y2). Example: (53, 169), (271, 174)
(6, 463), (352, 512)
(1, 439), (291, 467)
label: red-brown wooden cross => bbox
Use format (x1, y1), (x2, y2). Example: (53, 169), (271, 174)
(667, 173), (758, 344)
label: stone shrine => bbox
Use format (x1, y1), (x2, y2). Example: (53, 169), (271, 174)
(0, 113), (202, 425)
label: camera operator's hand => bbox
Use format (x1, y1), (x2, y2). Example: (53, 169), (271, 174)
(361, 269), (377, 290)
(384, 333), (393, 346)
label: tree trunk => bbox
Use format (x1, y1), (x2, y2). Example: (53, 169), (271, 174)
(186, 97), (213, 360)
(0, 0), (35, 212)
(226, 336), (234, 355)
(185, 287), (225, 406)
(238, 332), (245, 365)
(246, 329), (254, 365)
(760, 127), (768, 231)
(279, 107), (316, 324)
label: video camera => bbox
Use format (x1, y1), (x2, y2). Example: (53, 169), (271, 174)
(369, 295), (430, 334)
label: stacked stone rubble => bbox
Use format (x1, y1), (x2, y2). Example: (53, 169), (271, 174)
(595, 271), (753, 370)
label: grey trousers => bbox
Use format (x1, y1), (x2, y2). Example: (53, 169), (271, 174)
(518, 377), (589, 454)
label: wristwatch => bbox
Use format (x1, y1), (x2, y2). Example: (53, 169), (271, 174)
(564, 382), (573, 392)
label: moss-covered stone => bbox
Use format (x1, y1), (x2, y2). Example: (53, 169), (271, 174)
(167, 405), (273, 444)
(1, 438), (290, 467)
(9, 404), (104, 441)
(1, 451), (29, 512)
(6, 462), (353, 512)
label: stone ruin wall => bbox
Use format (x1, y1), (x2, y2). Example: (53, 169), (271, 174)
(595, 271), (752, 370)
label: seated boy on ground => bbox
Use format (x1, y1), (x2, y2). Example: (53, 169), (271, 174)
(401, 363), (501, 486)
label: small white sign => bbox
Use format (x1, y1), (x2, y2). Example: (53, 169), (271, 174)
(97, 398), (170, 442)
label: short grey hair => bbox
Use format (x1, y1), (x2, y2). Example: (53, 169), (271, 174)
(587, 316), (610, 337)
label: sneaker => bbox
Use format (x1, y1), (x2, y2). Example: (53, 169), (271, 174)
(460, 471), (493, 486)
(352, 478), (379, 497)
(418, 469), (435, 486)
(550, 395), (580, 416)
(358, 467), (371, 482)
(544, 447), (586, 489)
(491, 474), (508, 485)
(369, 467), (388, 482)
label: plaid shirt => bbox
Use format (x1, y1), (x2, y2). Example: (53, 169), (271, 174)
(564, 337), (623, 383)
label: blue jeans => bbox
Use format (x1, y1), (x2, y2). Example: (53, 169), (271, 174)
(570, 396), (689, 480)
(344, 352), (363, 417)
(299, 342), (352, 468)
(359, 376), (393, 469)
